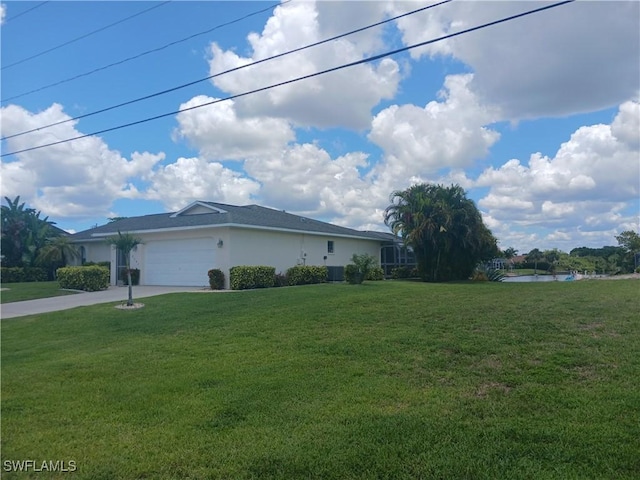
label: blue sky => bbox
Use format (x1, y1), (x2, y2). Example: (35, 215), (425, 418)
(1, 0), (638, 253)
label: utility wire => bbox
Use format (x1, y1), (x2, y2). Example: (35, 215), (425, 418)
(0, 0), (574, 158)
(1, 1), (171, 71)
(1, 0), (289, 103)
(3, 1), (49, 23)
(2, 0), (452, 140)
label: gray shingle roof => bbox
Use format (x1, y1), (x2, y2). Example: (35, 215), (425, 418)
(70, 201), (388, 241)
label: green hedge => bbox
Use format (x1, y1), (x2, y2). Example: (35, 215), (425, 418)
(83, 261), (111, 271)
(391, 266), (419, 279)
(208, 269), (225, 290)
(0, 267), (48, 283)
(229, 266), (275, 290)
(365, 266), (384, 281)
(57, 266), (109, 292)
(286, 265), (328, 286)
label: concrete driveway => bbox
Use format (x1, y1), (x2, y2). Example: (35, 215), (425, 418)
(1, 286), (202, 320)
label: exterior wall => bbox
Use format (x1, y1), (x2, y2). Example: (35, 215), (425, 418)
(78, 226), (381, 288)
(73, 242), (111, 265)
(226, 227), (381, 277)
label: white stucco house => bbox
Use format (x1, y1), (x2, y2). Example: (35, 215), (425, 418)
(70, 201), (404, 288)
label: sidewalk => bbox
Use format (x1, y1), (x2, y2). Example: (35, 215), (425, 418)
(1, 286), (200, 320)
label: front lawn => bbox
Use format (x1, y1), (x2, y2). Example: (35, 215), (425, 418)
(2, 281), (639, 479)
(0, 281), (80, 304)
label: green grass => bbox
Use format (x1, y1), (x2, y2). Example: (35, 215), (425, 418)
(2, 281), (639, 479)
(0, 281), (80, 304)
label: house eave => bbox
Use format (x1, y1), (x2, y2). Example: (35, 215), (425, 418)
(72, 223), (382, 242)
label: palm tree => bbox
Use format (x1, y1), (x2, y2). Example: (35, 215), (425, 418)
(106, 231), (143, 306)
(37, 236), (80, 277)
(384, 183), (498, 281)
(1, 196), (56, 267)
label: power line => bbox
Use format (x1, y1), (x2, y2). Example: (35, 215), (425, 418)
(0, 0), (575, 158)
(1, 1), (171, 71)
(1, 0), (289, 103)
(2, 0), (452, 140)
(3, 1), (49, 23)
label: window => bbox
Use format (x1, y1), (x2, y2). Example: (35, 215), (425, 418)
(327, 240), (335, 254)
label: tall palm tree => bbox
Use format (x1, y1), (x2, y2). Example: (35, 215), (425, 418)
(385, 183), (498, 281)
(106, 231), (143, 306)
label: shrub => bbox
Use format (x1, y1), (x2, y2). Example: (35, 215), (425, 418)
(0, 267), (47, 283)
(229, 266), (275, 290)
(57, 266), (109, 292)
(365, 267), (384, 281)
(286, 265), (328, 286)
(472, 266), (505, 282)
(208, 269), (225, 290)
(391, 266), (411, 279)
(120, 268), (140, 286)
(344, 264), (363, 284)
(84, 261), (111, 271)
(345, 253), (378, 284)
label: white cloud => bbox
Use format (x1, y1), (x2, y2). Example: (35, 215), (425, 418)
(244, 143), (372, 215)
(392, 1), (640, 120)
(0, 104), (164, 218)
(0, 4), (6, 24)
(475, 100), (640, 250)
(368, 74), (500, 187)
(174, 96), (294, 160)
(207, 0), (400, 129)
(144, 157), (260, 211)
(611, 100), (640, 149)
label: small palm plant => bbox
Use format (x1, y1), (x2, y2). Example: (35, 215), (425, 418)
(106, 231), (142, 306)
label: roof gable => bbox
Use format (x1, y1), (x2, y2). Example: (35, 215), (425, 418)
(171, 201), (228, 217)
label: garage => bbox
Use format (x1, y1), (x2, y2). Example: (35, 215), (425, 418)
(144, 237), (215, 286)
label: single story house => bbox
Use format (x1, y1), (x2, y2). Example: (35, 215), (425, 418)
(70, 201), (409, 288)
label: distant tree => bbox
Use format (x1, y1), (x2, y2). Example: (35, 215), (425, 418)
(615, 230), (640, 272)
(543, 249), (561, 274)
(526, 248), (544, 275)
(108, 217), (128, 223)
(384, 183), (499, 281)
(502, 247), (518, 260)
(106, 231), (143, 306)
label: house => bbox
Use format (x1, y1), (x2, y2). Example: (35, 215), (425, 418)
(70, 201), (400, 288)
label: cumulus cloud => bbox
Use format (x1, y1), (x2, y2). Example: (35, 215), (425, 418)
(0, 4), (5, 24)
(392, 1), (640, 120)
(368, 74), (500, 187)
(0, 104), (164, 218)
(208, 0), (400, 129)
(174, 96), (294, 160)
(144, 157), (261, 211)
(475, 100), (640, 251)
(244, 143), (372, 214)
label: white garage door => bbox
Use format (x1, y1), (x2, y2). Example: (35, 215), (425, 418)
(144, 238), (215, 286)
